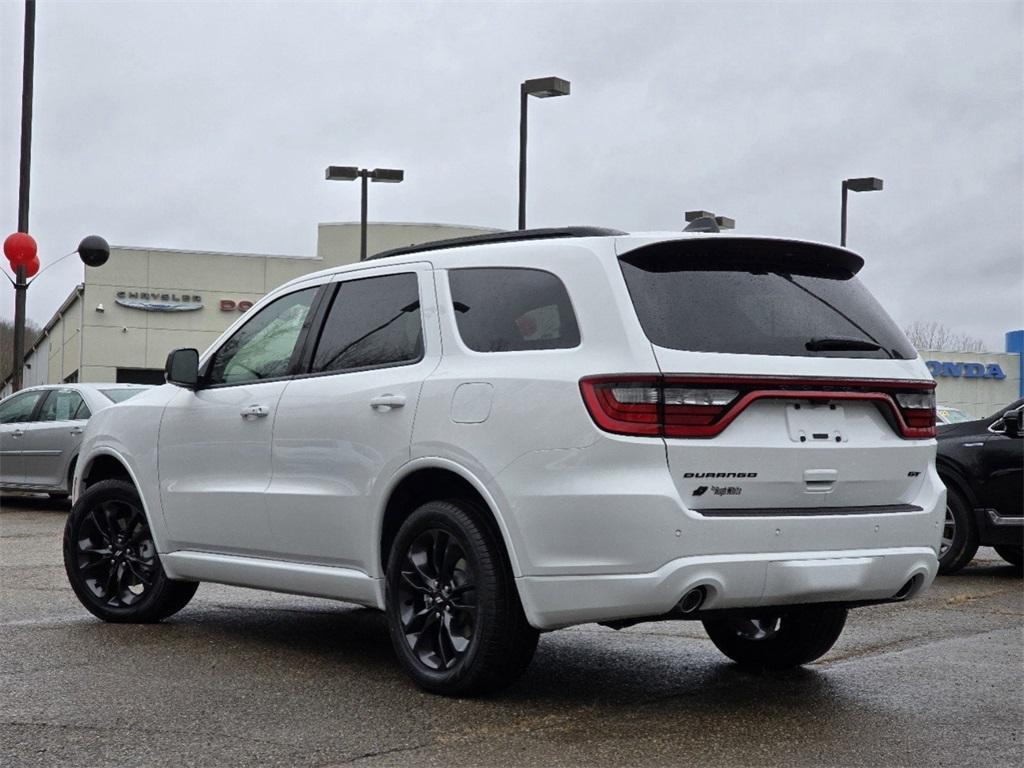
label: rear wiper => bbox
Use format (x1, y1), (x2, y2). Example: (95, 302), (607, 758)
(806, 336), (884, 352)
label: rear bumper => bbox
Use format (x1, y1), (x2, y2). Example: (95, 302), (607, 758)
(517, 546), (937, 630)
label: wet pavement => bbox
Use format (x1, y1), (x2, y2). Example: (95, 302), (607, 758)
(2, 493), (1021, 767)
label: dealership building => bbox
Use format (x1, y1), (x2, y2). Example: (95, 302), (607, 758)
(4, 224), (1023, 420)
(3, 222), (494, 395)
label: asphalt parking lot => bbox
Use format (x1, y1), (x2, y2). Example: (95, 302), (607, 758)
(2, 494), (1021, 768)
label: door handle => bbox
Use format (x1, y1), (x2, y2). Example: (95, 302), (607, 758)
(12, 428), (24, 438)
(370, 394), (406, 410)
(240, 404), (270, 419)
(70, 426), (84, 435)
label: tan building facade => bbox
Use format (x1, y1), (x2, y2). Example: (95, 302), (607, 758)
(6, 222), (496, 394)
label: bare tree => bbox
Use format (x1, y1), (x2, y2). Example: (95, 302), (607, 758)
(904, 321), (986, 353)
(1, 319), (43, 383)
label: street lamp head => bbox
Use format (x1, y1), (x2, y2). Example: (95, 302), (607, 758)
(844, 177), (884, 193)
(714, 216), (735, 230)
(325, 165), (360, 181)
(370, 168), (405, 183)
(685, 210), (716, 222)
(523, 76), (571, 98)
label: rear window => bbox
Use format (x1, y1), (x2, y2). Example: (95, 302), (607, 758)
(100, 388), (148, 403)
(448, 268), (580, 352)
(619, 240), (916, 359)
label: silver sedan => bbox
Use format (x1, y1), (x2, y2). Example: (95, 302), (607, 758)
(0, 384), (150, 498)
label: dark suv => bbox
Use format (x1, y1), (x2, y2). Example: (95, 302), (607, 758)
(936, 398), (1023, 573)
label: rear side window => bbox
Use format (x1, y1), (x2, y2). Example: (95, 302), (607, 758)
(38, 390), (88, 421)
(311, 273), (423, 374)
(619, 240), (916, 360)
(100, 388), (147, 404)
(448, 268), (580, 352)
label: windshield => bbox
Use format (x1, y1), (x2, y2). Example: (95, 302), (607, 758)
(619, 240), (916, 359)
(937, 407), (971, 424)
(100, 388), (148, 403)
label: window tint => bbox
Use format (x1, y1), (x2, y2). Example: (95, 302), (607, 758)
(619, 240), (916, 359)
(311, 273), (423, 374)
(207, 287), (318, 385)
(38, 390), (87, 422)
(448, 268), (580, 352)
(0, 391), (45, 424)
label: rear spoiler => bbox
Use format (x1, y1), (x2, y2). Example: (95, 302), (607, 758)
(617, 237), (865, 275)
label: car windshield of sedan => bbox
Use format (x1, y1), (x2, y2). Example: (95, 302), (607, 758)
(937, 406), (971, 424)
(100, 388), (149, 403)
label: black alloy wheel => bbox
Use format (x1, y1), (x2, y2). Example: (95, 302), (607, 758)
(75, 497), (158, 607)
(385, 499), (538, 696)
(397, 528), (477, 671)
(937, 484), (979, 575)
(64, 479), (197, 622)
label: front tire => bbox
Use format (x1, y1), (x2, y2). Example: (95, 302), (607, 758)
(702, 606), (848, 669)
(63, 479), (197, 622)
(938, 485), (978, 575)
(384, 499), (538, 696)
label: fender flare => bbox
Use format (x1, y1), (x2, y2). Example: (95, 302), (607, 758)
(375, 456), (524, 578)
(78, 447), (169, 555)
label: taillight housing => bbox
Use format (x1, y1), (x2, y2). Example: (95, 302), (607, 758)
(580, 375), (936, 439)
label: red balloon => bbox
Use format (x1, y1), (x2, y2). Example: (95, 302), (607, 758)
(3, 232), (38, 266)
(22, 254), (40, 278)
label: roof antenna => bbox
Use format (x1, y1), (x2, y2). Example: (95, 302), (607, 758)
(684, 210), (735, 233)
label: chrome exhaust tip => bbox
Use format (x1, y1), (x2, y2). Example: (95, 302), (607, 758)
(894, 573), (924, 601)
(677, 586), (706, 615)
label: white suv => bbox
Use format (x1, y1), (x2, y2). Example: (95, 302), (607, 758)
(63, 227), (944, 695)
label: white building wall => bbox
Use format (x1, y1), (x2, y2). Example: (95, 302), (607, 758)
(924, 350), (1021, 419)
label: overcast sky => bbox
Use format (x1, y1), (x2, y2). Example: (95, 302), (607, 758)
(1, 0), (1021, 349)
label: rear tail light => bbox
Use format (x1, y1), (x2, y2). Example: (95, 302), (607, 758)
(580, 376), (936, 439)
(895, 391), (936, 434)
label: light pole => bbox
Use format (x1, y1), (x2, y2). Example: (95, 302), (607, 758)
(325, 166), (405, 261)
(518, 76), (570, 230)
(840, 177), (883, 247)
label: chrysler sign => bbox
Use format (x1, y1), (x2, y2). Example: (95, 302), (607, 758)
(115, 291), (203, 312)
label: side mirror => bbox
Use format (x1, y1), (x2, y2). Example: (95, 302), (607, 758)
(1001, 409), (1021, 438)
(165, 348), (200, 389)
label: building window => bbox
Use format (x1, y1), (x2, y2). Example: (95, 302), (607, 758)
(116, 368), (166, 386)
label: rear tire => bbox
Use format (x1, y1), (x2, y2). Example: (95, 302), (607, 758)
(938, 485), (978, 575)
(384, 499), (538, 696)
(994, 545), (1024, 574)
(702, 606), (848, 669)
(63, 479), (198, 622)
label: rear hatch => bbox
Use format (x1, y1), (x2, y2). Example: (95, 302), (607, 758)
(614, 236), (935, 514)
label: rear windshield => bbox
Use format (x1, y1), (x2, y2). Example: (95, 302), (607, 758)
(619, 240), (916, 359)
(100, 388), (148, 403)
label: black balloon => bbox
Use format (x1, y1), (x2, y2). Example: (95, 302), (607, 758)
(78, 235), (110, 267)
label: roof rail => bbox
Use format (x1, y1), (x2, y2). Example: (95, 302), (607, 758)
(366, 226), (627, 261)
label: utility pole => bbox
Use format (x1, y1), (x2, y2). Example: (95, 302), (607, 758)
(12, 0), (36, 393)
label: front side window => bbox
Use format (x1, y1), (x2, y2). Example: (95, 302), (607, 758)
(207, 287), (318, 386)
(0, 391), (46, 424)
(38, 390), (89, 421)
(311, 273), (423, 374)
(448, 268), (580, 352)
